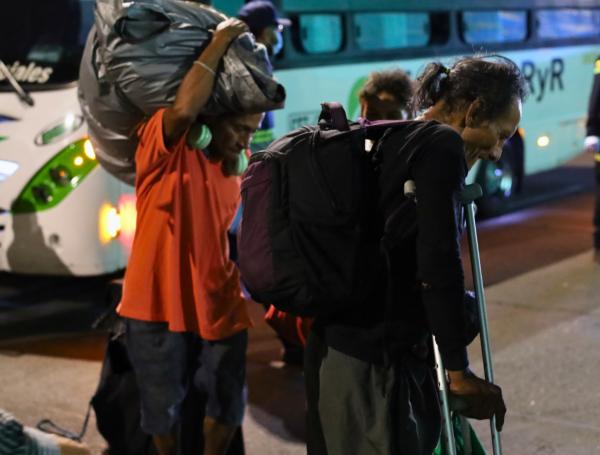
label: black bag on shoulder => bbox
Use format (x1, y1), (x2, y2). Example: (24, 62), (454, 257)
(237, 103), (406, 317)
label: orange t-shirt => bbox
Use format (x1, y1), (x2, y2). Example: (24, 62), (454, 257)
(118, 109), (252, 340)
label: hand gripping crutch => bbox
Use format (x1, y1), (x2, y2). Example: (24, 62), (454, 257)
(432, 341), (476, 455)
(459, 183), (502, 455)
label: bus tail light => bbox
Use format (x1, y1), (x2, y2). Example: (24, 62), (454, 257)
(11, 139), (97, 213)
(99, 196), (137, 246)
(118, 194), (137, 249)
(99, 204), (121, 244)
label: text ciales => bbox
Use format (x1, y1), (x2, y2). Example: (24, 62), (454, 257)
(0, 61), (54, 84)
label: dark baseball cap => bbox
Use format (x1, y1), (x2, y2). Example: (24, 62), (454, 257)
(237, 1), (291, 35)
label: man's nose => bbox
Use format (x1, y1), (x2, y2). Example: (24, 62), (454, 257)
(491, 144), (503, 162)
(239, 133), (252, 150)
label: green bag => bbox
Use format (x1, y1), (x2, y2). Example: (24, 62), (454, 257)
(433, 415), (487, 455)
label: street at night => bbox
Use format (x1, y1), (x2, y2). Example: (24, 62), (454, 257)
(1, 155), (599, 453)
(3, 1), (600, 453)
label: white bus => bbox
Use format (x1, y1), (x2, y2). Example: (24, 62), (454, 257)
(0, 0), (135, 276)
(2, 0), (597, 275)
(218, 0), (600, 214)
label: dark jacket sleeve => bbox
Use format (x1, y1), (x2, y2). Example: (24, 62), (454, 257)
(412, 128), (469, 370)
(586, 57), (600, 136)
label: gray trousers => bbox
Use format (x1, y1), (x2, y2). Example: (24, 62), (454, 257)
(305, 332), (441, 455)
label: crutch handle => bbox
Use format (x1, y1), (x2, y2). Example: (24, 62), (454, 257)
(458, 183), (483, 205)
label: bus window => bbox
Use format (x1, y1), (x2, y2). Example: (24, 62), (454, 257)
(537, 9), (600, 39)
(78, 0), (96, 46)
(296, 14), (344, 54)
(354, 12), (430, 50)
(461, 11), (527, 44)
(0, 0), (96, 89)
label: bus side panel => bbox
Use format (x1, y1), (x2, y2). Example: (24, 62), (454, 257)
(0, 167), (134, 276)
(272, 44), (600, 176)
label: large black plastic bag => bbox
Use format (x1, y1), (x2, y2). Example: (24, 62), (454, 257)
(78, 0), (286, 185)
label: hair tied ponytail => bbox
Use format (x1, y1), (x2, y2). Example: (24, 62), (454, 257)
(433, 65), (450, 99)
(439, 65), (450, 76)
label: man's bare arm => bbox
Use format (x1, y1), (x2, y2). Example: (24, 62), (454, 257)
(163, 18), (248, 145)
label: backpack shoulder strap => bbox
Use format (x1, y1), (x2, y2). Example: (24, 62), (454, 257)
(318, 102), (350, 131)
(362, 119), (408, 140)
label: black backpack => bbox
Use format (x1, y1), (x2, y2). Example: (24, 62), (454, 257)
(237, 103), (406, 317)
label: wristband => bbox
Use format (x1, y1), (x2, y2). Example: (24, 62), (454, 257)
(193, 60), (216, 77)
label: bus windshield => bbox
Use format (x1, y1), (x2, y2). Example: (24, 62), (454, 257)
(0, 0), (95, 90)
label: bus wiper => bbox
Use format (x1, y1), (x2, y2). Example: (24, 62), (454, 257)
(0, 59), (35, 107)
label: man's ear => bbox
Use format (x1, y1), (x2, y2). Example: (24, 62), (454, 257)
(359, 97), (368, 118)
(464, 98), (483, 128)
(256, 28), (270, 46)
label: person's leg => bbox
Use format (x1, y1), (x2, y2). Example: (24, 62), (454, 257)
(305, 331), (441, 455)
(202, 416), (237, 454)
(280, 336), (304, 366)
(593, 157), (600, 261)
(262, 302), (304, 366)
(7, 413), (91, 454)
(151, 433), (177, 455)
(308, 335), (394, 455)
(304, 331), (329, 455)
(195, 330), (248, 455)
(58, 444), (91, 455)
(55, 435), (92, 455)
(125, 319), (190, 455)
(391, 349), (441, 455)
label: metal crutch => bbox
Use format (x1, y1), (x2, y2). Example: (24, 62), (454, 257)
(433, 336), (458, 455)
(459, 183), (503, 455)
(406, 181), (497, 454)
(433, 338), (476, 455)
(405, 179), (458, 455)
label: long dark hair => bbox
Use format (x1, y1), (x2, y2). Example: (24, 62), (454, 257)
(413, 55), (528, 122)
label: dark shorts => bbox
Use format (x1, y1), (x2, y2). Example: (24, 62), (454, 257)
(125, 318), (248, 435)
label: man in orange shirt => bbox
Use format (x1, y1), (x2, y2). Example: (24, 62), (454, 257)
(117, 18), (263, 455)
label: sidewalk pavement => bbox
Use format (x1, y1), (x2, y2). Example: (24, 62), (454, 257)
(1, 250), (599, 454)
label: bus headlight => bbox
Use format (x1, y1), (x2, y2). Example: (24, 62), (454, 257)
(0, 160), (19, 182)
(537, 135), (550, 148)
(35, 114), (84, 145)
(11, 138), (97, 213)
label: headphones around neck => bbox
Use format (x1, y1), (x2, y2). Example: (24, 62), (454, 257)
(186, 122), (248, 176)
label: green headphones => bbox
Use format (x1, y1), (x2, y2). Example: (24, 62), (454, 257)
(234, 150), (249, 176)
(186, 123), (213, 150)
(186, 122), (249, 176)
